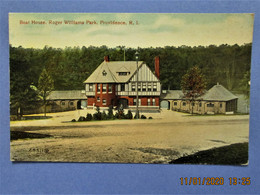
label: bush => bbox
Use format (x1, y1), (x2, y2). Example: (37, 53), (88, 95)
(78, 116), (86, 122)
(108, 105), (114, 119)
(141, 115), (147, 119)
(134, 111), (140, 119)
(126, 110), (133, 119)
(93, 112), (101, 120)
(101, 111), (107, 120)
(71, 119), (76, 122)
(148, 116), (153, 119)
(116, 106), (125, 119)
(86, 113), (92, 121)
(93, 106), (102, 120)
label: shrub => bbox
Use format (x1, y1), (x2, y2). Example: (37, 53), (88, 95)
(134, 111), (140, 119)
(148, 116), (153, 119)
(116, 106), (125, 119)
(93, 112), (101, 120)
(71, 119), (76, 122)
(141, 115), (147, 119)
(126, 110), (133, 119)
(93, 106), (102, 120)
(108, 105), (114, 119)
(86, 113), (93, 121)
(101, 111), (107, 120)
(78, 116), (86, 122)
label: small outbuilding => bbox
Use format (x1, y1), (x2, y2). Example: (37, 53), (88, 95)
(161, 84), (238, 114)
(44, 90), (88, 112)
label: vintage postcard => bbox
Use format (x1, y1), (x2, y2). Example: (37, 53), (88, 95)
(9, 13), (254, 164)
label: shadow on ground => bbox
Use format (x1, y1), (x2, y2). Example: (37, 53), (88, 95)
(169, 142), (248, 165)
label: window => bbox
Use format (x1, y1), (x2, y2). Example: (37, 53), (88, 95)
(108, 84), (112, 93)
(207, 103), (214, 107)
(138, 83), (141, 91)
(97, 84), (100, 93)
(97, 97), (100, 102)
(121, 84), (125, 91)
(148, 99), (151, 106)
(152, 98), (156, 106)
(191, 102), (195, 106)
(70, 101), (74, 106)
(89, 84), (93, 91)
(102, 84), (107, 93)
(142, 83), (147, 91)
(199, 103), (202, 107)
(182, 102), (186, 106)
(148, 83), (152, 91)
(118, 72), (128, 76)
(132, 84), (136, 91)
(133, 98), (141, 106)
(102, 99), (106, 105)
(61, 101), (65, 106)
(174, 102), (177, 106)
(102, 70), (107, 76)
(153, 83), (157, 92)
(220, 103), (222, 108)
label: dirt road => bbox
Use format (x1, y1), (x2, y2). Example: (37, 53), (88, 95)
(10, 110), (249, 163)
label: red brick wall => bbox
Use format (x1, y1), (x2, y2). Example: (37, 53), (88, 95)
(88, 83), (117, 107)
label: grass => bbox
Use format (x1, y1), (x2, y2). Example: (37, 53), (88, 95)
(169, 142), (248, 165)
(11, 131), (52, 140)
(10, 115), (52, 121)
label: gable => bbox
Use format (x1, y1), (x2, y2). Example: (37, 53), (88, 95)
(130, 63), (160, 82)
(84, 61), (145, 83)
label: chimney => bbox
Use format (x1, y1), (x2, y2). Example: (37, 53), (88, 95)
(104, 56), (109, 62)
(155, 56), (160, 79)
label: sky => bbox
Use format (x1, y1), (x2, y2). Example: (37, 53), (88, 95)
(9, 13), (254, 49)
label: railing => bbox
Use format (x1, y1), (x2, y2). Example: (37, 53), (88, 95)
(116, 91), (160, 96)
(85, 91), (95, 96)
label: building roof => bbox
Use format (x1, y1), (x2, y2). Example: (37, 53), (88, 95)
(84, 60), (144, 83)
(161, 90), (184, 100)
(47, 90), (87, 100)
(162, 84), (237, 101)
(201, 84), (238, 101)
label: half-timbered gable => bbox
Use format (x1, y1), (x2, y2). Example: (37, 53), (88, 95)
(84, 56), (161, 109)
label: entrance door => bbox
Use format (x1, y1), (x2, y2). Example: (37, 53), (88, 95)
(118, 98), (129, 109)
(160, 100), (170, 109)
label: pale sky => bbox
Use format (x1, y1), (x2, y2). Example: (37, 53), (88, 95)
(9, 13), (254, 49)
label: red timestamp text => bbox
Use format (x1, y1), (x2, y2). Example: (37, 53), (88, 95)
(180, 177), (224, 185)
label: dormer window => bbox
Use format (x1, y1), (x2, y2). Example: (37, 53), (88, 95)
(118, 72), (129, 76)
(102, 70), (107, 76)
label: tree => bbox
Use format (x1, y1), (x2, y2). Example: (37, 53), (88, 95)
(240, 71), (250, 100)
(38, 68), (54, 116)
(9, 45), (38, 118)
(181, 66), (207, 114)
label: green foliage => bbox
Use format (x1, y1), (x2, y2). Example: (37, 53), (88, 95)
(181, 66), (207, 99)
(38, 68), (54, 116)
(86, 113), (93, 121)
(78, 116), (86, 122)
(141, 115), (147, 119)
(93, 106), (102, 120)
(101, 111), (107, 120)
(10, 44), (252, 95)
(71, 119), (76, 122)
(240, 71), (251, 100)
(148, 116), (153, 119)
(115, 106), (125, 119)
(134, 111), (140, 119)
(126, 110), (133, 119)
(108, 105), (114, 119)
